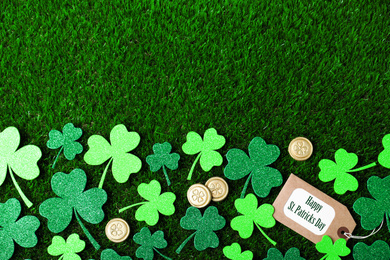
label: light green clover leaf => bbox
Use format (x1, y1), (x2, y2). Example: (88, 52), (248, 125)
(100, 249), (132, 260)
(223, 243), (253, 260)
(133, 227), (171, 260)
(263, 248), (306, 260)
(84, 124), (141, 188)
(0, 126), (42, 208)
(315, 235), (351, 260)
(47, 123), (83, 168)
(379, 134), (390, 168)
(0, 198), (40, 260)
(47, 233), (85, 260)
(353, 240), (390, 260)
(119, 180), (176, 226)
(230, 193), (276, 246)
(182, 128), (225, 180)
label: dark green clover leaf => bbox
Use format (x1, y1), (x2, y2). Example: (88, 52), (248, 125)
(47, 123), (83, 168)
(146, 142), (180, 186)
(264, 248), (306, 260)
(379, 134), (390, 168)
(176, 206), (226, 254)
(47, 233), (85, 260)
(39, 168), (107, 250)
(224, 137), (282, 198)
(0, 198), (40, 260)
(353, 240), (390, 260)
(315, 235), (350, 260)
(101, 249), (132, 260)
(319, 148), (376, 195)
(133, 227), (171, 260)
(223, 243), (253, 260)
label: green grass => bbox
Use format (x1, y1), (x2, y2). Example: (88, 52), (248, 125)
(1, 0), (390, 259)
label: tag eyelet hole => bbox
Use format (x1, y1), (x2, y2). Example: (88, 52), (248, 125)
(337, 227), (349, 238)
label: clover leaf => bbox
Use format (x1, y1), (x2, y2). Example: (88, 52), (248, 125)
(224, 137), (282, 198)
(176, 206), (226, 254)
(315, 235), (351, 260)
(84, 124), (141, 189)
(119, 180), (176, 226)
(146, 142), (180, 186)
(133, 227), (171, 260)
(319, 148), (377, 195)
(263, 248), (306, 260)
(230, 193), (276, 246)
(0, 198), (40, 260)
(100, 249), (132, 260)
(223, 243), (253, 260)
(379, 134), (390, 168)
(0, 126), (42, 208)
(39, 168), (107, 250)
(353, 240), (390, 260)
(182, 128), (225, 180)
(47, 123), (83, 168)
(47, 233), (85, 260)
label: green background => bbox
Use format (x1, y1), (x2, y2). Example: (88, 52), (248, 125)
(1, 0), (390, 259)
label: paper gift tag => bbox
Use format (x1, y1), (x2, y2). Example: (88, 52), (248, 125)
(273, 173), (356, 243)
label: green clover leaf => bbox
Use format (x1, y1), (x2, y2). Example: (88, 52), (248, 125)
(47, 233), (85, 260)
(230, 193), (276, 246)
(315, 235), (351, 260)
(133, 227), (171, 260)
(182, 128), (225, 180)
(223, 243), (253, 260)
(84, 124), (141, 188)
(0, 126), (42, 208)
(176, 206), (226, 253)
(39, 168), (107, 250)
(119, 180), (176, 226)
(378, 134), (390, 168)
(100, 249), (132, 260)
(47, 123), (83, 168)
(263, 248), (306, 260)
(224, 137), (282, 198)
(319, 148), (376, 195)
(146, 142), (180, 186)
(0, 198), (40, 260)
(353, 240), (390, 260)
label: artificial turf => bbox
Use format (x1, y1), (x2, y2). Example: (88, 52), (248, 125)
(1, 0), (390, 259)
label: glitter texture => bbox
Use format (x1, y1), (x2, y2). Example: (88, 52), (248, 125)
(224, 137), (282, 199)
(47, 233), (85, 259)
(133, 227), (171, 260)
(264, 248), (306, 260)
(353, 240), (390, 260)
(0, 198), (40, 260)
(223, 243), (253, 260)
(101, 248), (132, 260)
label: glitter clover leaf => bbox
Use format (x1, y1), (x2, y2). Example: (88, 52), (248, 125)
(100, 249), (132, 260)
(119, 180), (176, 226)
(0, 126), (42, 208)
(39, 168), (107, 250)
(378, 134), (390, 168)
(230, 193), (276, 246)
(353, 240), (390, 260)
(47, 123), (83, 168)
(182, 128), (225, 180)
(84, 124), (141, 189)
(47, 233), (85, 260)
(224, 137), (282, 198)
(223, 243), (253, 260)
(315, 235), (351, 260)
(176, 206), (226, 254)
(264, 248), (306, 260)
(319, 148), (376, 195)
(133, 227), (172, 260)
(146, 142), (180, 186)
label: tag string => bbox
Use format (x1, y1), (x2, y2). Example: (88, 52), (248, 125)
(344, 219), (384, 239)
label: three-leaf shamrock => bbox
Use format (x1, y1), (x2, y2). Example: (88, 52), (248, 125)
(263, 248), (306, 260)
(353, 240), (390, 260)
(230, 193), (276, 246)
(47, 123), (83, 168)
(0, 198), (40, 260)
(39, 168), (107, 250)
(0, 126), (42, 208)
(176, 206), (226, 253)
(133, 227), (172, 260)
(223, 243), (253, 260)
(319, 148), (376, 195)
(47, 233), (85, 260)
(378, 134), (390, 168)
(182, 128), (225, 180)
(146, 142), (180, 186)
(84, 124), (142, 188)
(315, 235), (350, 260)
(224, 137), (282, 198)
(100, 249), (132, 260)
(119, 180), (176, 226)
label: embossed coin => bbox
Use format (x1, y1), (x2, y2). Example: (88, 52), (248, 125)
(205, 177), (229, 202)
(187, 183), (212, 208)
(288, 137), (313, 161)
(105, 218), (130, 243)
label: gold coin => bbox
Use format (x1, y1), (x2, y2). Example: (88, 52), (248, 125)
(105, 218), (130, 243)
(187, 184), (212, 208)
(288, 137), (313, 161)
(205, 177), (229, 202)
